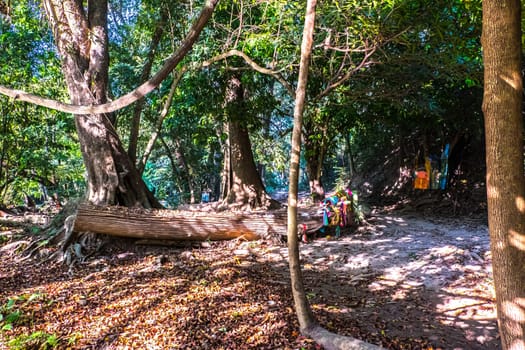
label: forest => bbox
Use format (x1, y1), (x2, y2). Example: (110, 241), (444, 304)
(0, 0), (523, 349)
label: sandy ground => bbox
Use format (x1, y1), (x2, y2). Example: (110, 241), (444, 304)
(239, 210), (499, 349)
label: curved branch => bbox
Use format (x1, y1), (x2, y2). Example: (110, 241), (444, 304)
(199, 49), (296, 98)
(134, 48), (292, 175)
(0, 0), (219, 115)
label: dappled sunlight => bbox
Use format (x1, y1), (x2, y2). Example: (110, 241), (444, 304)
(517, 196), (525, 214)
(382, 216), (408, 225)
(0, 244), (306, 349)
(502, 300), (525, 323)
(1, 212), (499, 348)
(374, 244), (479, 290)
(371, 215), (408, 230)
(499, 71), (521, 91)
(383, 166), (413, 196)
(436, 288), (496, 323)
(509, 229), (525, 250)
(486, 177), (499, 200)
(509, 340), (525, 350)
(291, 213), (499, 348)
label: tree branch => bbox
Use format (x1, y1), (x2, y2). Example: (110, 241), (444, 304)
(315, 43), (377, 101)
(134, 48), (292, 174)
(198, 49), (296, 98)
(0, 0), (219, 115)
(137, 70), (183, 174)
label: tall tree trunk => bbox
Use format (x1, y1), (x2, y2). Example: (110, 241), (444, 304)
(173, 139), (196, 204)
(138, 70), (182, 175)
(304, 121), (328, 201)
(287, 0), (317, 333)
(222, 75), (279, 209)
(76, 115), (159, 207)
(345, 132), (356, 180)
(304, 146), (325, 201)
(220, 122), (231, 201)
(287, 2), (382, 349)
(43, 0), (160, 208)
(482, 1), (525, 349)
(159, 136), (195, 204)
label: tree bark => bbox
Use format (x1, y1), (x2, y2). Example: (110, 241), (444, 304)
(287, 2), (382, 349)
(128, 11), (168, 165)
(345, 132), (356, 179)
(303, 110), (330, 202)
(0, 0), (219, 116)
(220, 121), (232, 201)
(304, 143), (326, 202)
(481, 1), (525, 349)
(138, 70), (183, 174)
(156, 135), (197, 204)
(73, 204), (281, 241)
(222, 74), (279, 209)
(72, 204), (332, 243)
(42, 0), (160, 208)
(287, 0), (318, 334)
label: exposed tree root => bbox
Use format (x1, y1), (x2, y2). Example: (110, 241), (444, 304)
(17, 200), (81, 264)
(305, 325), (383, 350)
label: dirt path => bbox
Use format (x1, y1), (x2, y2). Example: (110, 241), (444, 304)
(242, 211), (498, 349)
(0, 210), (499, 349)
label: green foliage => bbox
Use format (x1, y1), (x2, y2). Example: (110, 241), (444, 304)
(0, 101), (85, 205)
(311, 0), (484, 193)
(0, 299), (20, 331)
(0, 0), (485, 204)
(7, 331), (59, 350)
(143, 158), (180, 207)
(332, 166), (351, 193)
(350, 191), (367, 224)
(0, 293), (43, 331)
(140, 72), (225, 205)
(0, 2), (84, 205)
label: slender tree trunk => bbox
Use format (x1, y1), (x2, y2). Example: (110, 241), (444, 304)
(159, 136), (195, 204)
(128, 12), (167, 165)
(138, 70), (183, 174)
(173, 139), (196, 204)
(220, 122), (231, 201)
(345, 132), (355, 179)
(304, 149), (325, 201)
(482, 1), (525, 349)
(287, 2), (383, 349)
(287, 0), (317, 333)
(304, 125), (328, 201)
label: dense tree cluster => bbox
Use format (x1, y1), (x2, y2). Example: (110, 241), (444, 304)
(0, 0), (485, 209)
(0, 0), (524, 348)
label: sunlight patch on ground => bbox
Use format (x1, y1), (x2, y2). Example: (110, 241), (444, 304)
(284, 213), (498, 346)
(0, 212), (500, 349)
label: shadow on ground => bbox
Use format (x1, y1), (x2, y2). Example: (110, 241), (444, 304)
(0, 211), (498, 349)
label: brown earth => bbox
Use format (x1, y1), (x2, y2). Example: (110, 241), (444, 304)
(0, 207), (498, 349)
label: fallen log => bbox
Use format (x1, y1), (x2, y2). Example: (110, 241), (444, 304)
(73, 204), (292, 241)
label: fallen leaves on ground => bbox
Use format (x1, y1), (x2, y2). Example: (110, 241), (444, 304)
(0, 215), (499, 349)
